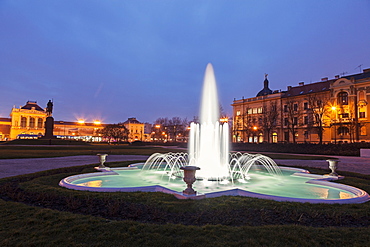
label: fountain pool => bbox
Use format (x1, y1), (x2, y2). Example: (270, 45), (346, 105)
(59, 159), (369, 203)
(59, 64), (369, 204)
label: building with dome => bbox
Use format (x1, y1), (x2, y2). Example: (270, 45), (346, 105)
(232, 68), (370, 143)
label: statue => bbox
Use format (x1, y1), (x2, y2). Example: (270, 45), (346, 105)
(46, 100), (53, 116)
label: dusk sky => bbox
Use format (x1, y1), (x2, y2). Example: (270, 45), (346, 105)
(1, 0), (369, 124)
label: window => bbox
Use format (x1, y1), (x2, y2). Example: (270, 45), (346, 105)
(304, 131), (309, 139)
(337, 92), (348, 105)
(257, 107), (263, 113)
(21, 117), (27, 128)
(303, 102), (308, 110)
(359, 112), (366, 118)
(293, 103), (298, 111)
(304, 116), (309, 125)
(284, 118), (288, 126)
(236, 111), (241, 116)
(359, 91), (365, 100)
(337, 127), (349, 136)
(272, 132), (278, 143)
(29, 117), (35, 128)
(293, 117), (298, 125)
(283, 105), (288, 112)
(361, 126), (366, 136)
(341, 113), (349, 119)
(37, 118), (43, 128)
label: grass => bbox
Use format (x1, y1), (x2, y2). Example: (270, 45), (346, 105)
(0, 159), (369, 246)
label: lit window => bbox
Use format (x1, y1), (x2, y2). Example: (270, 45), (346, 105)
(337, 92), (348, 105)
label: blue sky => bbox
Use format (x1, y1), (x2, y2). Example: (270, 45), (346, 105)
(1, 0), (369, 123)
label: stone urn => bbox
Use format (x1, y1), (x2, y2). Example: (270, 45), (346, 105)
(97, 153), (108, 168)
(180, 166), (200, 195)
(326, 159), (339, 176)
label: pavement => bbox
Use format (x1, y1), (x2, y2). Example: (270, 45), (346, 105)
(0, 153), (369, 179)
(0, 155), (149, 179)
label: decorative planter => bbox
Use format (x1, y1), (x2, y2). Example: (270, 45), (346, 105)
(97, 154), (108, 168)
(326, 159), (339, 176)
(180, 166), (200, 195)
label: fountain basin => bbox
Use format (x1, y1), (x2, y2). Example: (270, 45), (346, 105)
(59, 163), (369, 204)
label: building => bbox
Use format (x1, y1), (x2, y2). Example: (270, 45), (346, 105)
(0, 101), (105, 141)
(232, 68), (370, 143)
(122, 117), (148, 142)
(9, 101), (48, 140)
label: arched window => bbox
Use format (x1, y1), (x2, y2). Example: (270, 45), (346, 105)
(359, 91), (365, 100)
(37, 118), (43, 128)
(29, 117), (35, 128)
(337, 126), (349, 136)
(337, 92), (348, 105)
(21, 117), (27, 128)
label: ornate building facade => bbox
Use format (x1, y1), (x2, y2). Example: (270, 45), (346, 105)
(0, 101), (105, 141)
(232, 68), (370, 143)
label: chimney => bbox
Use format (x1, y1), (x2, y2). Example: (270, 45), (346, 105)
(299, 82), (304, 86)
(321, 77), (328, 81)
(363, 68), (370, 73)
(287, 86), (292, 90)
(335, 75), (340, 79)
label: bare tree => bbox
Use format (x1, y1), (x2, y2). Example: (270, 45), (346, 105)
(307, 94), (332, 144)
(154, 117), (190, 142)
(283, 99), (304, 143)
(261, 101), (279, 143)
(97, 123), (128, 143)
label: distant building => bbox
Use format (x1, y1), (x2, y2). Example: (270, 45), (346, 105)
(9, 101), (47, 140)
(0, 101), (105, 141)
(232, 68), (370, 143)
(122, 117), (147, 142)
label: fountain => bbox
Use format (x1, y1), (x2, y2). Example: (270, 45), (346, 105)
(59, 64), (369, 204)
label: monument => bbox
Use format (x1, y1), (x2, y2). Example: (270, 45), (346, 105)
(44, 100), (55, 139)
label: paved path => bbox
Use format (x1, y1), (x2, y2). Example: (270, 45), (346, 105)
(275, 155), (370, 175)
(0, 154), (369, 179)
(0, 155), (149, 179)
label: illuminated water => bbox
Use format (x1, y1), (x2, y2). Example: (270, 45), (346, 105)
(70, 165), (355, 200)
(188, 64), (229, 179)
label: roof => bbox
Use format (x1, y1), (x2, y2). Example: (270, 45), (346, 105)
(21, 101), (44, 111)
(342, 68), (370, 82)
(0, 118), (11, 122)
(282, 80), (331, 98)
(256, 78), (273, 97)
(123, 117), (142, 124)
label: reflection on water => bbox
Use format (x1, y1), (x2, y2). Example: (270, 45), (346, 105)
(77, 180), (103, 187)
(327, 188), (352, 199)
